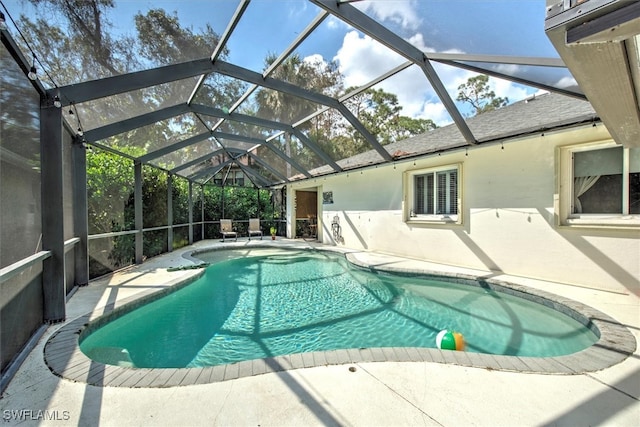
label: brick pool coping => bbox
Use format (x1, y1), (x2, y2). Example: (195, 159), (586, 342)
(44, 245), (636, 388)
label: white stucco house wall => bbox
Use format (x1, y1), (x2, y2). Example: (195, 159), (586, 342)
(285, 93), (640, 294)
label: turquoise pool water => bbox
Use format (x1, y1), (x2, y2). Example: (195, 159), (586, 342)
(80, 249), (598, 368)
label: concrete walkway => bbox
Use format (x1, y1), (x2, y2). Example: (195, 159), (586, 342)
(1, 239), (638, 426)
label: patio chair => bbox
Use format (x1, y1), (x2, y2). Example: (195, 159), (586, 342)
(248, 218), (263, 240)
(220, 219), (237, 242)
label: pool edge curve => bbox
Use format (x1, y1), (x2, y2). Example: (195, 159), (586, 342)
(43, 245), (637, 388)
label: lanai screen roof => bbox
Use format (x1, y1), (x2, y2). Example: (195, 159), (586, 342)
(1, 0), (583, 188)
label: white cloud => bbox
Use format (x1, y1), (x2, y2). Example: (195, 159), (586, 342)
(303, 53), (325, 66)
(355, 0), (422, 31)
(326, 15), (345, 31)
(332, 26), (537, 125)
(556, 75), (578, 88)
(334, 31), (406, 87)
(335, 31), (461, 125)
(490, 76), (529, 102)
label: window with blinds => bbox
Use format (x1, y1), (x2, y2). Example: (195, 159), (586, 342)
(413, 168), (458, 216)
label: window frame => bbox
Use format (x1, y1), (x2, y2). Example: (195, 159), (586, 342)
(403, 163), (462, 225)
(557, 140), (640, 228)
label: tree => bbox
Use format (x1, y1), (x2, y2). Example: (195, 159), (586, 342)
(20, 0), (136, 82)
(86, 146), (141, 235)
(19, 2), (243, 164)
(255, 53), (343, 177)
(456, 75), (508, 116)
(342, 87), (438, 153)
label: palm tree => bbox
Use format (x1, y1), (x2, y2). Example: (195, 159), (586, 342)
(255, 53), (340, 177)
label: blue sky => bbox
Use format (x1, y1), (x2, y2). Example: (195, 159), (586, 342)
(3, 0), (572, 124)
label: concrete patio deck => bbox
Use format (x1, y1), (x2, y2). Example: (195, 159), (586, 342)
(1, 239), (638, 426)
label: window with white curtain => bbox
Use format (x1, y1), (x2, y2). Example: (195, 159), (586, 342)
(405, 164), (461, 223)
(572, 146), (639, 215)
(559, 142), (639, 227)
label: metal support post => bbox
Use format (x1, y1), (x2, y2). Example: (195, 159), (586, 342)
(41, 103), (65, 322)
(188, 180), (194, 244)
(134, 162), (143, 264)
(72, 138), (89, 286)
(167, 173), (173, 252)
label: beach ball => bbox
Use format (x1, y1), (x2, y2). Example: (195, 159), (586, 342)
(436, 329), (465, 351)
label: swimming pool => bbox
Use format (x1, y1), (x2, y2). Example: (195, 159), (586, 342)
(79, 248), (598, 369)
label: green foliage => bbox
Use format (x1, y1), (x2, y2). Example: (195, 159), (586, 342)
(346, 88), (438, 147)
(255, 53), (343, 177)
(254, 54), (440, 167)
(456, 75), (509, 116)
(172, 176), (190, 225)
(86, 147), (140, 235)
(20, 1), (243, 164)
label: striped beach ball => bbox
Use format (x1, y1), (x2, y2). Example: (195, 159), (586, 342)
(436, 329), (465, 351)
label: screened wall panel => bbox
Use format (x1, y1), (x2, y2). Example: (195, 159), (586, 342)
(87, 149), (135, 235)
(0, 266), (43, 372)
(144, 230), (168, 259)
(142, 165), (168, 228)
(203, 187), (223, 222)
(172, 175), (190, 225)
(0, 41), (45, 376)
(193, 185), (203, 223)
(89, 235), (134, 279)
(172, 226), (189, 250)
(0, 44), (42, 268)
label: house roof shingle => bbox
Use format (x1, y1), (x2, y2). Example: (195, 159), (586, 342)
(304, 92), (597, 178)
